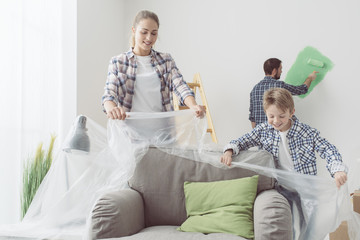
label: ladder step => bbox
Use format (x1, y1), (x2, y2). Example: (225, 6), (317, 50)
(187, 83), (200, 88)
(179, 106), (207, 111)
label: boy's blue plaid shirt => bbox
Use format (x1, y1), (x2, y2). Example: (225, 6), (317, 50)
(224, 117), (348, 177)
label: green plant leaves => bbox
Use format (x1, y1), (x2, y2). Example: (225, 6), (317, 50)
(21, 134), (56, 219)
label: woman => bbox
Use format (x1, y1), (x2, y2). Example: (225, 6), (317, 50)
(102, 10), (205, 120)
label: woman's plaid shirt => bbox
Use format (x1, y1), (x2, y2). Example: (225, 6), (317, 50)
(224, 117), (347, 177)
(102, 48), (194, 112)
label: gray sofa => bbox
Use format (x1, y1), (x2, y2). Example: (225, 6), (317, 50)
(90, 147), (292, 240)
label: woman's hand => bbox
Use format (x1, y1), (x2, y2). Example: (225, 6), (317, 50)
(334, 171), (347, 189)
(106, 106), (127, 120)
(184, 96), (206, 118)
(190, 105), (206, 118)
(104, 101), (127, 120)
(220, 150), (233, 166)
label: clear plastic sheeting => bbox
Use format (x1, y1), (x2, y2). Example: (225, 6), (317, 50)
(0, 110), (359, 240)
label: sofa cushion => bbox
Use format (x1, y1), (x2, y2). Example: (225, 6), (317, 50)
(128, 147), (275, 227)
(178, 176), (258, 238)
(91, 189), (145, 239)
(253, 189), (292, 239)
(110, 226), (247, 240)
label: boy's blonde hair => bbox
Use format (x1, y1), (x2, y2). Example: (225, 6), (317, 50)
(263, 88), (294, 113)
(130, 10), (160, 48)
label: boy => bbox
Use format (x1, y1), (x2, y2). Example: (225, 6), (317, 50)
(221, 88), (347, 188)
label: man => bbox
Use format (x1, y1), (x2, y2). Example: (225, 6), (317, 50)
(249, 58), (317, 128)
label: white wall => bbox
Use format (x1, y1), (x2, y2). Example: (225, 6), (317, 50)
(61, 0), (78, 146)
(0, 0), (22, 224)
(77, 0), (125, 127)
(77, 0), (360, 190)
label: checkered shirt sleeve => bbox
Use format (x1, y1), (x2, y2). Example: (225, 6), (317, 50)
(288, 121), (348, 176)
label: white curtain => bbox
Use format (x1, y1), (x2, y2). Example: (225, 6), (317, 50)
(0, 0), (66, 224)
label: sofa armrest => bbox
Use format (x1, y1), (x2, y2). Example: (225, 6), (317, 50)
(91, 189), (145, 239)
(253, 189), (292, 240)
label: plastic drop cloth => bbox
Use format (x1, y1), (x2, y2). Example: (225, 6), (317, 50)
(0, 110), (359, 240)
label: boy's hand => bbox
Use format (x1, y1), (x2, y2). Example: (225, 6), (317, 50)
(221, 150), (233, 166)
(334, 171), (347, 189)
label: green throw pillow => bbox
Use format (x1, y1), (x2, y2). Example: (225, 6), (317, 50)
(178, 176), (259, 239)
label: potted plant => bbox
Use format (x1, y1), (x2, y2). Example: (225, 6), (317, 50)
(21, 134), (56, 219)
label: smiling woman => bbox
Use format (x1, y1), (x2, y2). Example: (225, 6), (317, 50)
(101, 10), (206, 120)
(131, 10), (159, 56)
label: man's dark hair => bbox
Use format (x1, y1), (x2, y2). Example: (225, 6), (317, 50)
(263, 58), (282, 75)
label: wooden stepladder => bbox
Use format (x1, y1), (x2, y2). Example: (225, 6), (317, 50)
(173, 73), (218, 143)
